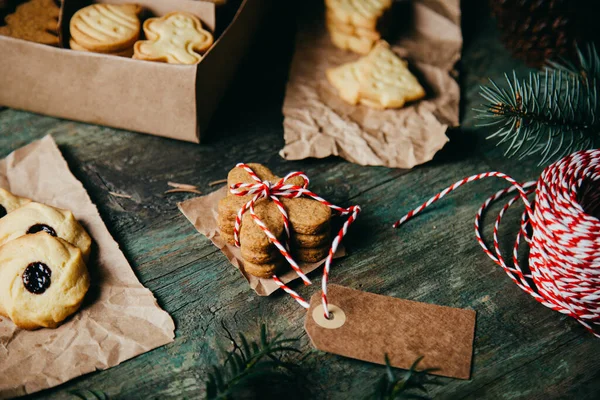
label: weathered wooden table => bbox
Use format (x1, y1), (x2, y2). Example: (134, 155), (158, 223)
(2, 1), (599, 399)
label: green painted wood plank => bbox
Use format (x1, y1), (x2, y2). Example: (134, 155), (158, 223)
(0, 0), (596, 399)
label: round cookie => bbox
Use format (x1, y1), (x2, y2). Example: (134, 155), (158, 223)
(0, 188), (31, 218)
(69, 38), (134, 57)
(0, 202), (92, 260)
(70, 3), (141, 53)
(0, 232), (90, 330)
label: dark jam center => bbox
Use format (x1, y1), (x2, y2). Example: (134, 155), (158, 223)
(0, 205), (6, 218)
(22, 262), (52, 294)
(26, 224), (56, 236)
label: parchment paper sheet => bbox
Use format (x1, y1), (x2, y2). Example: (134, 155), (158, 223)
(281, 0), (462, 168)
(0, 136), (175, 399)
(178, 187), (344, 296)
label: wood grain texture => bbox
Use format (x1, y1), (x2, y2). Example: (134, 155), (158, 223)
(0, 0), (598, 399)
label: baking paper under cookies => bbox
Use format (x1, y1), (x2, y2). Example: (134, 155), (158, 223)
(0, 136), (175, 398)
(281, 0), (461, 168)
(178, 187), (345, 296)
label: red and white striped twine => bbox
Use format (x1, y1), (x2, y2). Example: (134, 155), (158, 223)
(393, 149), (600, 338)
(230, 163), (361, 318)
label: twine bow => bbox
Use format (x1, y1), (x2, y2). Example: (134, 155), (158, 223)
(230, 163), (361, 318)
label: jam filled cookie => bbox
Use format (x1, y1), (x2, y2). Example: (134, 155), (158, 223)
(0, 188), (31, 218)
(0, 232), (90, 329)
(0, 202), (92, 260)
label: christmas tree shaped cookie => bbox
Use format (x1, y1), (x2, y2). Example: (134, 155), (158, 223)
(326, 0), (392, 30)
(326, 41), (425, 109)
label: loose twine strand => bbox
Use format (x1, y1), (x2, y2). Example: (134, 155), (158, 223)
(229, 163), (361, 318)
(393, 150), (600, 337)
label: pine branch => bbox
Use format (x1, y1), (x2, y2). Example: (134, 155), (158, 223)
(205, 323), (306, 400)
(475, 44), (600, 165)
(366, 355), (444, 400)
(547, 43), (600, 83)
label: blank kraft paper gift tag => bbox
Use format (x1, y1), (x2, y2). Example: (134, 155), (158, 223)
(305, 285), (476, 379)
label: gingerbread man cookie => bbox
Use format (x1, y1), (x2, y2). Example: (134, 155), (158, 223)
(0, 232), (90, 330)
(133, 12), (214, 65)
(0, 0), (60, 46)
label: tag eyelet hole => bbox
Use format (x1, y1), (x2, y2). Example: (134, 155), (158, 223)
(313, 304), (346, 329)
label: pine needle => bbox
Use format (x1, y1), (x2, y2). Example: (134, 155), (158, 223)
(167, 181), (199, 190)
(365, 355), (443, 400)
(205, 323), (305, 400)
(164, 188), (202, 195)
(476, 43), (600, 165)
(108, 192), (132, 199)
(165, 181), (202, 195)
(208, 179), (227, 187)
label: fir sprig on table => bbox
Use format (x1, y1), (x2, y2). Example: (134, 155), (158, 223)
(475, 44), (600, 165)
(206, 324), (307, 400)
(366, 355), (443, 400)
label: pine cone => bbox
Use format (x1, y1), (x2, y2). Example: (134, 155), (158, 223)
(490, 0), (598, 68)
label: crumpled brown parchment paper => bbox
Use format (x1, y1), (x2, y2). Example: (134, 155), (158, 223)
(178, 186), (344, 296)
(280, 0), (462, 168)
(0, 136), (175, 399)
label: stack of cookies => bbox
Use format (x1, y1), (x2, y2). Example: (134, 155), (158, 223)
(69, 3), (142, 57)
(325, 0), (392, 54)
(0, 188), (91, 330)
(327, 40), (425, 109)
(218, 164), (332, 279)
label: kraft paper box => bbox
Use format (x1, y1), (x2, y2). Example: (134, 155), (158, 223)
(0, 0), (266, 143)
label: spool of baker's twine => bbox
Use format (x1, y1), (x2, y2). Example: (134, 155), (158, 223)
(393, 149), (600, 337)
(230, 164), (361, 318)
